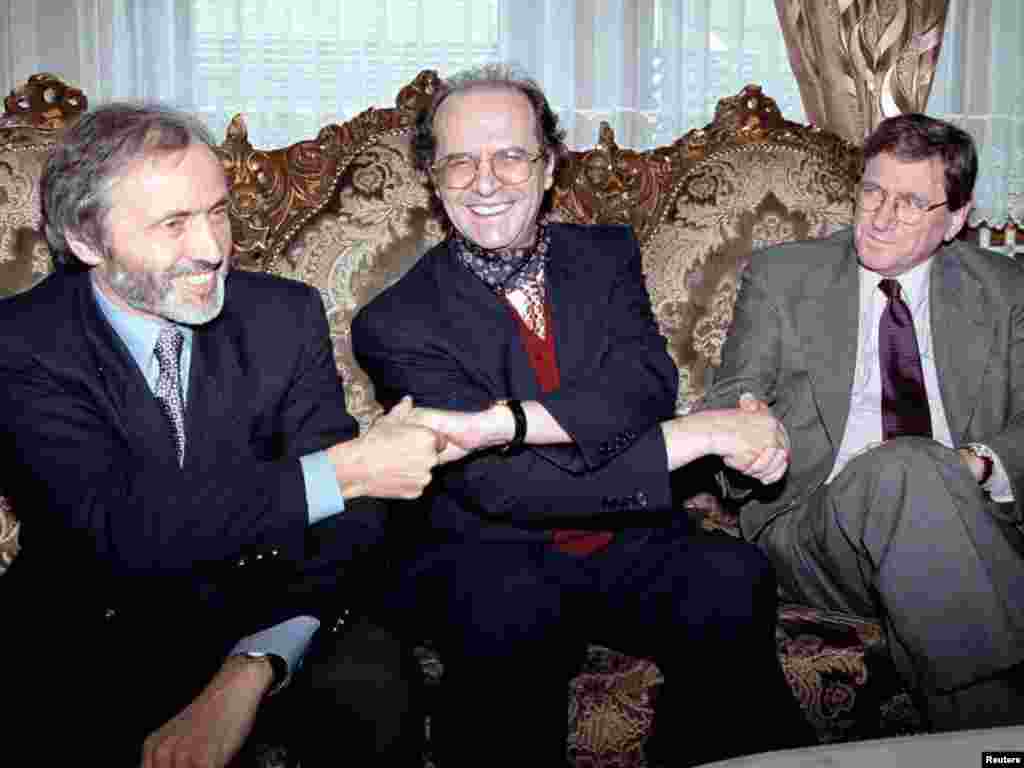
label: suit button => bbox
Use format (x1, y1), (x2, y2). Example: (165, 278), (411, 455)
(635, 491), (648, 507)
(236, 557), (247, 568)
(271, 549), (280, 558)
(104, 608), (117, 620)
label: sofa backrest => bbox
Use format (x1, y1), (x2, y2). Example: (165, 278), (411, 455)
(0, 70), (862, 572)
(218, 70), (861, 428)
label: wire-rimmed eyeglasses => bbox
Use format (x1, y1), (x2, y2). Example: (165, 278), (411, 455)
(431, 149), (546, 190)
(858, 181), (948, 226)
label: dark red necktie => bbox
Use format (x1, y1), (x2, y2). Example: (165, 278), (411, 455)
(878, 278), (932, 440)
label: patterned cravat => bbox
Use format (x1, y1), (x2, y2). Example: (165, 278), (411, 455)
(154, 326), (186, 465)
(878, 278), (932, 440)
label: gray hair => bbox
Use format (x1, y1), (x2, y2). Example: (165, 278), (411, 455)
(41, 102), (218, 266)
(412, 62), (568, 175)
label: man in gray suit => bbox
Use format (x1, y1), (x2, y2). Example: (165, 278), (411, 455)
(704, 113), (1024, 732)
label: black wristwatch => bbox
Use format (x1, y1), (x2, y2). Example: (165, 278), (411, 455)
(496, 398), (527, 454)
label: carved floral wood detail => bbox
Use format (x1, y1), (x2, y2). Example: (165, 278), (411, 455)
(1, 72), (87, 132)
(219, 70), (441, 271)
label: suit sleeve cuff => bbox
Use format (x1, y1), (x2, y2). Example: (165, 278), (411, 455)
(301, 450), (345, 524)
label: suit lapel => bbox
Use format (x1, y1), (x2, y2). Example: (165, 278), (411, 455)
(796, 245), (860, 447)
(930, 244), (994, 442)
(182, 312), (245, 469)
(439, 241), (541, 401)
(546, 226), (586, 380)
(76, 274), (181, 466)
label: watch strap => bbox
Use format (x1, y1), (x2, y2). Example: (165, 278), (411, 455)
(963, 443), (995, 486)
(495, 399), (526, 454)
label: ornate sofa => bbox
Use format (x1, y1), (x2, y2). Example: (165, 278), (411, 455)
(1, 72), (926, 766)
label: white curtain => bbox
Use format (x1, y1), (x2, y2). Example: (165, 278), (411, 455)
(1, 0), (191, 111)
(3, 1), (803, 151)
(929, 0), (1024, 228)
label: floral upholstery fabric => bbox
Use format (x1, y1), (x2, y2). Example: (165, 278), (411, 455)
(0, 130), (58, 574)
(644, 144), (857, 414)
(261, 131), (445, 432)
(0, 134), (54, 300)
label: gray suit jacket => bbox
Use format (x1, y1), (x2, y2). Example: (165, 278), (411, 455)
(704, 228), (1024, 540)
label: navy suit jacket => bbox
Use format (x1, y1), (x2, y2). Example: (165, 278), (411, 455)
(352, 223), (678, 542)
(0, 267), (370, 643)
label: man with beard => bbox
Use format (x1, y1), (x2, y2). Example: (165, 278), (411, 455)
(351, 64), (811, 767)
(0, 104), (443, 767)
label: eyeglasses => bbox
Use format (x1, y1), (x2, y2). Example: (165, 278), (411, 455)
(431, 149), (546, 190)
(858, 181), (948, 226)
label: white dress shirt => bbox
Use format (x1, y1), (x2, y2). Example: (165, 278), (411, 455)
(826, 259), (1013, 502)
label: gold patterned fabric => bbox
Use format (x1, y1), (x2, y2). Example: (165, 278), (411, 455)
(775, 0), (949, 143)
(0, 126), (60, 574)
(263, 132), (445, 432)
(0, 139), (55, 300)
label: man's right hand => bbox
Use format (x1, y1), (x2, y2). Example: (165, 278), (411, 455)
(708, 404), (789, 484)
(662, 402), (788, 484)
(327, 396), (446, 500)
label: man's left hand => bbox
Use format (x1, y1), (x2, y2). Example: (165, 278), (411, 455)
(140, 654), (272, 768)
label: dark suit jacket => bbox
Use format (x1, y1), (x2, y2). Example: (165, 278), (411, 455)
(704, 228), (1024, 540)
(0, 267), (372, 650)
(352, 223), (678, 542)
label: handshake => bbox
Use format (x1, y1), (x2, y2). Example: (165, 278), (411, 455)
(661, 392), (790, 485)
(326, 391), (790, 502)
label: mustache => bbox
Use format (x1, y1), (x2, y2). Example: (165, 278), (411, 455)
(166, 259), (225, 279)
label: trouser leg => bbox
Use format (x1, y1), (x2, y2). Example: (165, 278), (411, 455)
(276, 619), (424, 767)
(590, 520), (813, 766)
(389, 539), (584, 768)
(763, 437), (1024, 729)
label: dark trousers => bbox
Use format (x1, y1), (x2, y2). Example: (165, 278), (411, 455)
(388, 517), (811, 767)
(242, 618), (425, 768)
(7, 512), (422, 767)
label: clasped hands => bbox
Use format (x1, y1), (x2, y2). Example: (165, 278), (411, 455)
(326, 396), (504, 501)
(662, 393), (789, 485)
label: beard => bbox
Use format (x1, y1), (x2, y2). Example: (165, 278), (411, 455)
(104, 257), (228, 326)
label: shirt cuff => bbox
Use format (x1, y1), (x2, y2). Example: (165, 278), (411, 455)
(967, 443), (1014, 503)
(230, 615), (320, 690)
(300, 450), (345, 524)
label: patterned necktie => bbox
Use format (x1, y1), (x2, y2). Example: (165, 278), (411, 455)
(878, 278), (932, 440)
(154, 326), (186, 465)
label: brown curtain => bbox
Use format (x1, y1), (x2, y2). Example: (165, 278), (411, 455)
(774, 0), (949, 145)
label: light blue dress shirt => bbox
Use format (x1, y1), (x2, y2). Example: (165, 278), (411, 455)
(92, 282), (346, 679)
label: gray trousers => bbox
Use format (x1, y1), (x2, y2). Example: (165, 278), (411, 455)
(760, 437), (1024, 730)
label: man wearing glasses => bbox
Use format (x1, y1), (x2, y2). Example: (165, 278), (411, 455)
(351, 64), (812, 766)
(703, 113), (1024, 732)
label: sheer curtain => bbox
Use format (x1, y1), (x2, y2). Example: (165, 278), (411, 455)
(1, 0), (191, 111)
(928, 0), (1024, 228)
(190, 0), (805, 150)
(2, 1), (804, 151)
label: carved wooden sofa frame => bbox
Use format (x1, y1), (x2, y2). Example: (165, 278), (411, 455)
(1, 72), (926, 766)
